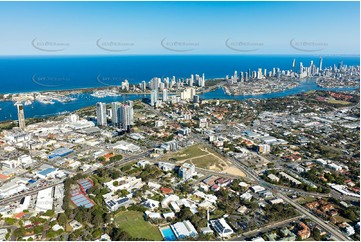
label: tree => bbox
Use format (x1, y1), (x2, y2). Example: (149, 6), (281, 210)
(57, 213), (67, 227)
(179, 207), (193, 221)
(92, 214), (103, 226)
(5, 217), (17, 225)
(92, 229), (102, 239)
(110, 155), (123, 163)
(110, 227), (130, 241)
(313, 228), (321, 241)
(103, 213), (112, 224)
(34, 225), (44, 235)
(14, 227), (25, 239)
(75, 211), (83, 223)
(110, 169), (121, 179)
(47, 229), (58, 239)
(44, 210), (55, 217)
(97, 156), (106, 162)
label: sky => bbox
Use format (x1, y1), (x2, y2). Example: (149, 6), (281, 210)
(0, 1), (359, 55)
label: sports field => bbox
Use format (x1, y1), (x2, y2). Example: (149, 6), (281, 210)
(326, 100), (352, 105)
(114, 211), (163, 241)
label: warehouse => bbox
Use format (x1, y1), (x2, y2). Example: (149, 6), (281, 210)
(36, 167), (58, 179)
(0, 179), (28, 198)
(35, 187), (54, 212)
(48, 147), (74, 159)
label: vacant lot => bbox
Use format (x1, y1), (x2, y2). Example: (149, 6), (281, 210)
(192, 154), (226, 171)
(168, 144), (209, 161)
(165, 144), (246, 177)
(114, 211), (162, 241)
(297, 196), (317, 205)
(332, 215), (352, 223)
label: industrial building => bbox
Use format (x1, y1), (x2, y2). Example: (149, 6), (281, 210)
(35, 187), (54, 212)
(48, 147), (74, 159)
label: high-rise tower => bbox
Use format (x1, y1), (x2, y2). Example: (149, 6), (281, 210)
(96, 102), (107, 126)
(17, 104), (25, 130)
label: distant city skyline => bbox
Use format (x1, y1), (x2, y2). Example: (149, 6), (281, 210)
(0, 1), (359, 55)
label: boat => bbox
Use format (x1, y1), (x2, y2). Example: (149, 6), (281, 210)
(24, 100), (33, 105)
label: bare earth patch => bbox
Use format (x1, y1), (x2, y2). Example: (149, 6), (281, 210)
(164, 144), (247, 177)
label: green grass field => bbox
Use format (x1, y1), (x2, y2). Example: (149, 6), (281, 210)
(191, 155), (225, 170)
(326, 100), (352, 105)
(332, 215), (352, 223)
(114, 211), (162, 241)
(169, 144), (209, 161)
(297, 196), (316, 205)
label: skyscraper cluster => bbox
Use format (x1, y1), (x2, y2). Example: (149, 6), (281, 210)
(299, 57), (323, 78)
(96, 101), (134, 131)
(146, 74), (204, 106)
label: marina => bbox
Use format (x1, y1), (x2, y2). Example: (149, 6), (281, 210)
(0, 78), (358, 122)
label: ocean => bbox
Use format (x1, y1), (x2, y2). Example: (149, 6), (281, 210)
(0, 55), (359, 94)
(0, 55), (359, 122)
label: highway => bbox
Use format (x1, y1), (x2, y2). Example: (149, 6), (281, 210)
(231, 155), (351, 241)
(148, 104), (353, 241)
(278, 193), (349, 241)
(231, 215), (305, 241)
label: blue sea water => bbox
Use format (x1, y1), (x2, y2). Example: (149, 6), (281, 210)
(0, 55), (359, 121)
(0, 55), (359, 94)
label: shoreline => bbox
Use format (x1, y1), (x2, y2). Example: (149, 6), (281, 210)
(1, 87), (359, 125)
(0, 79), (226, 101)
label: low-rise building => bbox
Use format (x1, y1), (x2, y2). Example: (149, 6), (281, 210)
(269, 198), (284, 205)
(137, 160), (151, 169)
(35, 187), (53, 212)
(171, 220), (198, 239)
(297, 222), (311, 240)
(142, 199), (160, 211)
(104, 176), (144, 193)
(250, 185), (266, 193)
(36, 167), (59, 179)
(267, 174), (280, 183)
(210, 218), (234, 238)
(0, 179), (28, 198)
(178, 163), (196, 180)
(105, 196), (133, 212)
(158, 162), (175, 172)
(279, 172), (302, 186)
(69, 220), (83, 231)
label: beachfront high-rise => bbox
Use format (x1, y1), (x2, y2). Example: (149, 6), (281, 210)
(150, 89), (158, 106)
(162, 89), (168, 102)
(96, 102), (107, 126)
(16, 103), (25, 130)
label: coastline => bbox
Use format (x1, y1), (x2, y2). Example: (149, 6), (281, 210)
(0, 80), (359, 124)
(0, 78), (227, 101)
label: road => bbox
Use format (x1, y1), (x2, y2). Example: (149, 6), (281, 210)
(234, 156), (351, 241)
(278, 193), (349, 241)
(149, 104), (354, 241)
(0, 150), (150, 205)
(231, 215), (305, 241)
